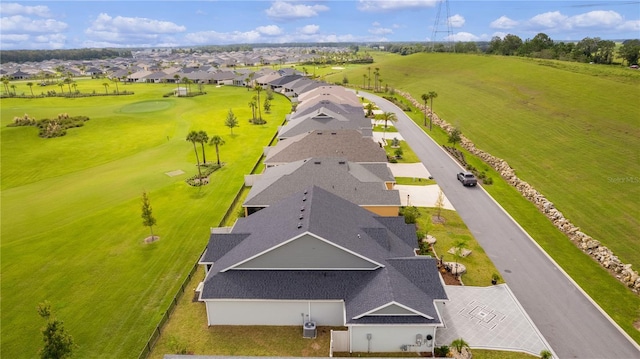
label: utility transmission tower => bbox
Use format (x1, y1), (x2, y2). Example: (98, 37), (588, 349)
(430, 0), (454, 52)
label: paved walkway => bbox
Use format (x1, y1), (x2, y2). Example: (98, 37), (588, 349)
(436, 284), (553, 356)
(396, 184), (455, 210)
(387, 163), (430, 178)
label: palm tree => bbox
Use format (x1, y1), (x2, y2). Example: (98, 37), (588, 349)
(450, 338), (470, 355)
(367, 66), (371, 89)
(248, 98), (257, 121)
(197, 130), (209, 164)
(186, 131), (203, 180)
(421, 93), (429, 126)
(540, 349), (552, 359)
(373, 67), (380, 91)
(209, 135), (226, 166)
(362, 73), (367, 89)
(27, 82), (34, 96)
(71, 82), (78, 94)
(254, 85), (263, 121)
(111, 78), (120, 94)
(365, 102), (375, 117)
(102, 82), (109, 94)
(2, 77), (10, 94)
(428, 91), (438, 130)
(58, 82), (65, 94)
(380, 111), (397, 139)
(10, 84), (17, 96)
(64, 77), (73, 93)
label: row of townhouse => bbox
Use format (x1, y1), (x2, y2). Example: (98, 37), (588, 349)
(196, 84), (449, 354)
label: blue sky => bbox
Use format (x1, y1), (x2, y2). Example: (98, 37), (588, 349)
(1, 1), (638, 50)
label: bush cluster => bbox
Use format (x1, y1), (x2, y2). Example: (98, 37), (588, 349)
(8, 113), (89, 138)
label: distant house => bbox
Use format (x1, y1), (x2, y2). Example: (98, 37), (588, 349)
(199, 186), (447, 353)
(243, 157), (399, 216)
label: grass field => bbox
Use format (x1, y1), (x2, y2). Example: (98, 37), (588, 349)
(0, 81), (289, 358)
(328, 52), (640, 270)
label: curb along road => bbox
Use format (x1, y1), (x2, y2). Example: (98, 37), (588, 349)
(357, 90), (640, 358)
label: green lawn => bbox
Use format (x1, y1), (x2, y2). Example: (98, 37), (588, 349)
(0, 81), (289, 358)
(328, 53), (640, 269)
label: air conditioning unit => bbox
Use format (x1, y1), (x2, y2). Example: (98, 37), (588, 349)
(303, 321), (316, 338)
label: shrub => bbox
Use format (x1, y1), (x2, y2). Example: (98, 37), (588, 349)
(434, 345), (449, 357)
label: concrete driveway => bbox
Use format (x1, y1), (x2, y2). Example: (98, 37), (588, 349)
(436, 284), (553, 356)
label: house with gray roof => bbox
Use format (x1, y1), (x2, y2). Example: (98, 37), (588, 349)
(243, 157), (399, 216)
(199, 186), (447, 353)
(263, 129), (387, 168)
(278, 104), (372, 140)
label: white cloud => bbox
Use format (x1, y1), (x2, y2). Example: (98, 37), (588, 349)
(492, 32), (508, 39)
(256, 25), (283, 36)
(448, 14), (465, 28)
(0, 2), (52, 17)
(185, 30), (261, 45)
(1, 15), (68, 33)
(617, 19), (640, 32)
(446, 32), (479, 42)
(568, 10), (623, 28)
(358, 0), (437, 12)
(528, 11), (569, 29)
(265, 1), (329, 21)
(369, 27), (393, 35)
(84, 13), (185, 46)
(88, 13), (185, 34)
(490, 16), (518, 29)
(299, 24), (320, 35)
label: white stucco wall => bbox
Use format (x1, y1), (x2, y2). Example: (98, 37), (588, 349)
(350, 325), (437, 353)
(205, 299), (344, 326)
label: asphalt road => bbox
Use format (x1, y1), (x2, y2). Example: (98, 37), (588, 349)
(359, 91), (640, 358)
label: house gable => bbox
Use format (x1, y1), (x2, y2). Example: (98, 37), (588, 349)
(354, 301), (433, 319)
(227, 232), (381, 270)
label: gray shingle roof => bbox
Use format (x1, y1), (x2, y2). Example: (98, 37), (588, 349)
(278, 105), (372, 139)
(265, 130), (386, 166)
(201, 186), (447, 325)
(244, 158), (400, 208)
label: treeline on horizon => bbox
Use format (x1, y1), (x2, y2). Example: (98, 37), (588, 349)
(1, 36), (639, 66)
(0, 48), (131, 64)
(379, 34), (640, 66)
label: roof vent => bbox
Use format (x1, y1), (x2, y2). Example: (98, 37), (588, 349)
(338, 161), (346, 165)
(299, 213), (304, 220)
(300, 206), (305, 212)
(303, 190), (308, 194)
(331, 132), (337, 135)
(302, 196), (307, 202)
(317, 132), (322, 135)
(297, 222), (303, 229)
(314, 161), (321, 164)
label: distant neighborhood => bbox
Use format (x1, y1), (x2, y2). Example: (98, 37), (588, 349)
(0, 46), (361, 92)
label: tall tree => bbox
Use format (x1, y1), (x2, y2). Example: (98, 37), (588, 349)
(618, 39), (640, 66)
(263, 98), (271, 114)
(197, 130), (209, 164)
(421, 93), (429, 126)
(186, 130), (203, 180)
(373, 67), (380, 91)
(254, 85), (263, 121)
(64, 77), (73, 93)
(380, 111), (397, 139)
(57, 82), (64, 94)
(27, 82), (34, 96)
(141, 191), (157, 240)
(428, 91), (438, 131)
(248, 97), (257, 121)
(1, 77), (10, 94)
(367, 66), (371, 89)
(224, 109), (239, 135)
(209, 135), (226, 166)
(111, 77), (119, 94)
(362, 73), (367, 89)
(37, 301), (75, 359)
(102, 82), (109, 94)
(448, 127), (461, 147)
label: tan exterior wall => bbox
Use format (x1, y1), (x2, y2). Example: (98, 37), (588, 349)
(363, 205), (399, 217)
